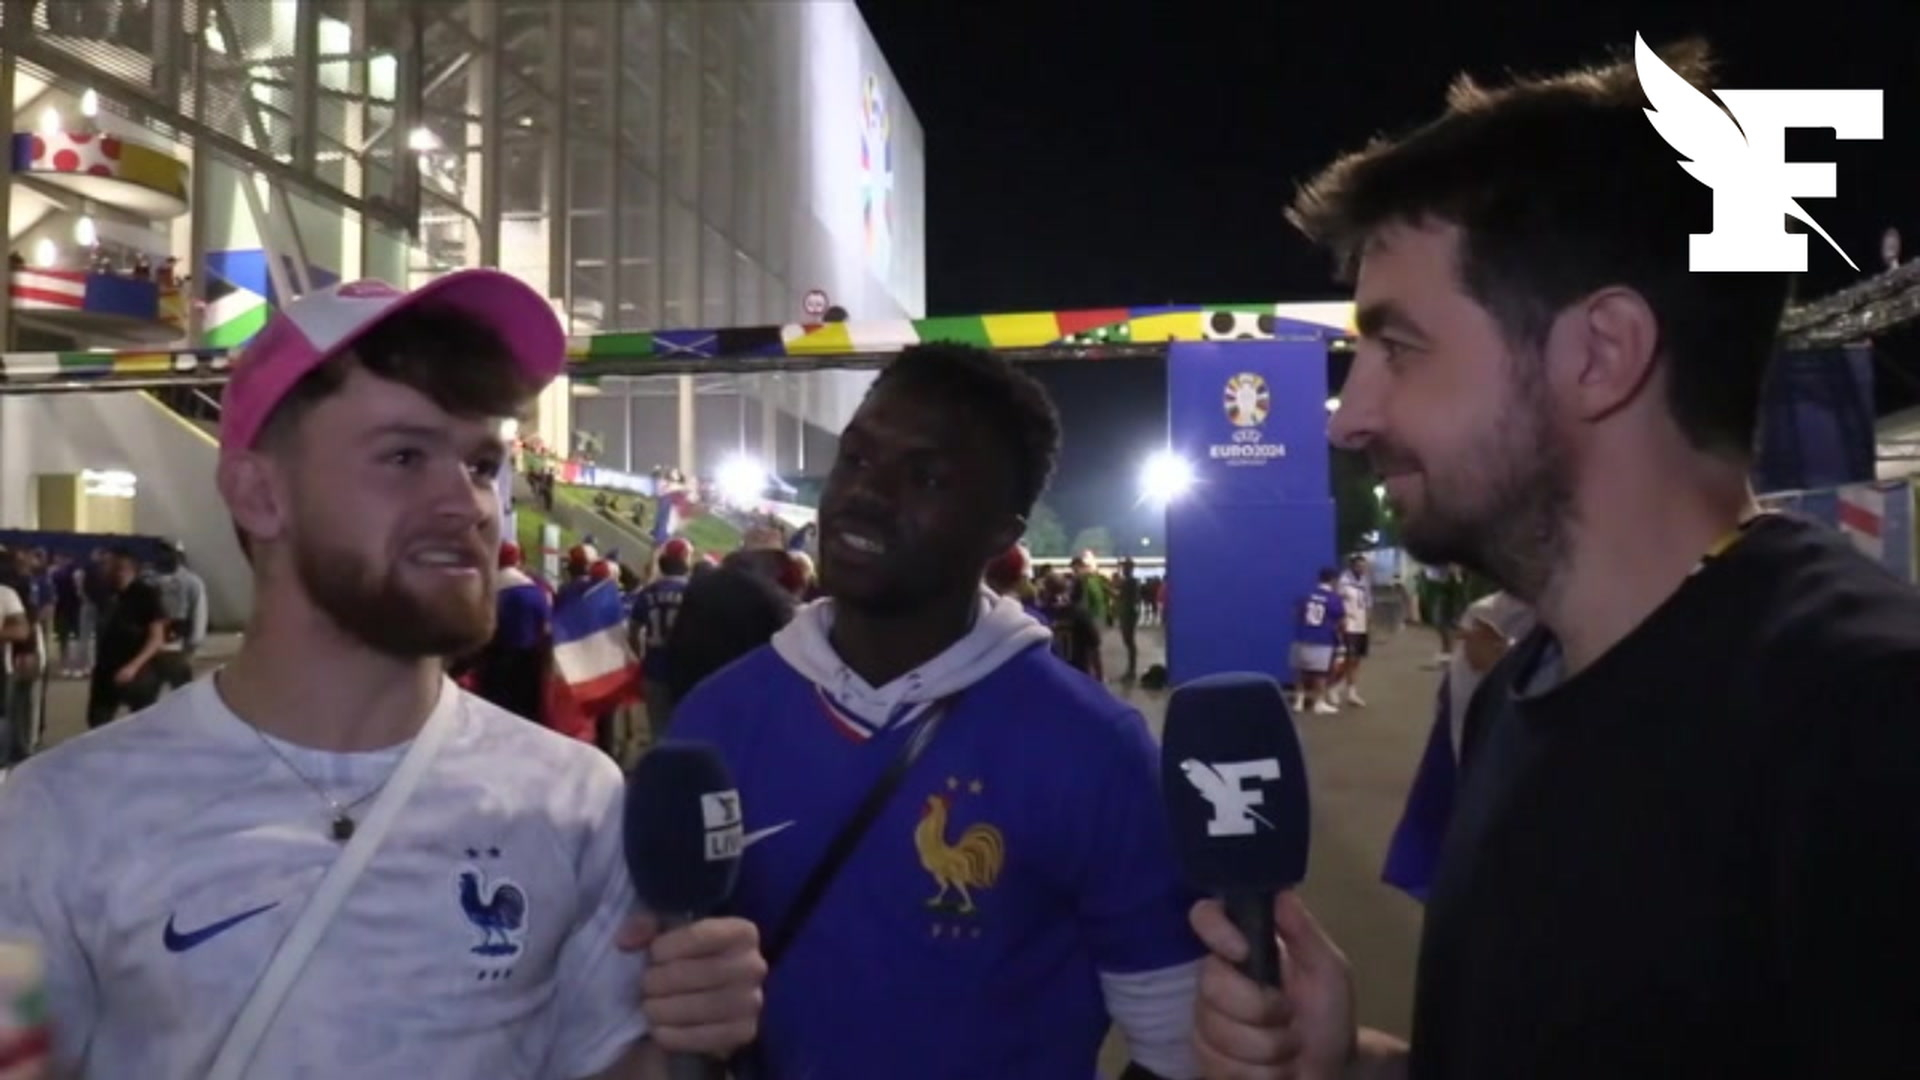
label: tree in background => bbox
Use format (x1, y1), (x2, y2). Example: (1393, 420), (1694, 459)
(1068, 526), (1113, 558)
(1025, 501), (1070, 558)
(1332, 449), (1390, 557)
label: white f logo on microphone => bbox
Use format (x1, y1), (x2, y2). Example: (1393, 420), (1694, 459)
(1180, 758), (1281, 837)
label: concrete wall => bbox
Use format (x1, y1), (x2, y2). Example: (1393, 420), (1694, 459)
(0, 393), (250, 628)
(572, 379), (843, 479)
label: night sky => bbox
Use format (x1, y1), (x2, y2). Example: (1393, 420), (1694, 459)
(857, 0), (1920, 541)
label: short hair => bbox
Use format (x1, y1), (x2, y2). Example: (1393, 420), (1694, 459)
(721, 547), (793, 585)
(255, 305), (537, 452)
(666, 566), (796, 701)
(1318, 566), (1339, 584)
(1288, 39), (1790, 458)
(868, 343), (1061, 518)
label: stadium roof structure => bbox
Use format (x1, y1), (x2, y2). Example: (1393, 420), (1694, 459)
(1778, 260), (1920, 351)
(0, 302), (1358, 391)
(0, 277), (1905, 393)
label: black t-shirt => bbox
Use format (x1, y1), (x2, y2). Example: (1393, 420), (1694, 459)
(96, 579), (164, 672)
(1414, 514), (1920, 1079)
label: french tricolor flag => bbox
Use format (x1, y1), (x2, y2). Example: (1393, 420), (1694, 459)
(651, 494), (682, 544)
(1381, 672), (1457, 902)
(549, 579), (637, 715)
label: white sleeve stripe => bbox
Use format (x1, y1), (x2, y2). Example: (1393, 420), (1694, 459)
(1099, 959), (1203, 1080)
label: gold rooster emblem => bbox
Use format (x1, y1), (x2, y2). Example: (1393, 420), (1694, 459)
(914, 791), (1004, 914)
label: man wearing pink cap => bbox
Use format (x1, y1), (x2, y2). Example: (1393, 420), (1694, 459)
(0, 271), (764, 1078)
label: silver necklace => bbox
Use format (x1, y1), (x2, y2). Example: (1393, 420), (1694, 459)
(248, 727), (394, 842)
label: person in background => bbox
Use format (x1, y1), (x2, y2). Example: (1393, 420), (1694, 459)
(470, 541), (550, 723)
(78, 548), (113, 676)
(774, 550), (811, 601)
(0, 567), (31, 767)
(1289, 567), (1345, 716)
(671, 343), (1204, 1079)
(145, 545), (202, 692)
(1114, 557), (1142, 683)
(722, 546), (798, 592)
(1381, 592), (1533, 901)
(3, 550), (46, 764)
(1416, 563), (1467, 666)
(85, 546), (176, 729)
(1329, 552), (1373, 708)
(983, 544), (1046, 623)
(50, 553), (83, 679)
(1067, 555), (1108, 680)
(661, 564), (796, 706)
(788, 551), (821, 601)
(1191, 38), (1920, 1080)
(630, 538), (692, 735)
(157, 543), (208, 661)
(558, 544), (596, 603)
(1040, 570), (1100, 675)
(1071, 553), (1110, 624)
(553, 544), (627, 758)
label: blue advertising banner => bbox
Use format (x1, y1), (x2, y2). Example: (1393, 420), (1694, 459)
(1752, 346), (1876, 493)
(1165, 333), (1334, 684)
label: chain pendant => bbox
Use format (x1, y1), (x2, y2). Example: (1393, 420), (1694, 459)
(331, 815), (356, 842)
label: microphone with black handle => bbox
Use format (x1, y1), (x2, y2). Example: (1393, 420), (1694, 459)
(624, 741), (747, 1080)
(1160, 672), (1311, 988)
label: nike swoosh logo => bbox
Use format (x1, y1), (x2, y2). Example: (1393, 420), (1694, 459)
(741, 821), (796, 849)
(163, 902), (280, 952)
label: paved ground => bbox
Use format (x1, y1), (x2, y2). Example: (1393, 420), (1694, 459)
(29, 619), (1445, 1073)
(1093, 621), (1437, 1074)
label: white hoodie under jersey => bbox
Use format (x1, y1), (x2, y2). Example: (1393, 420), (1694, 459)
(771, 587), (1055, 731)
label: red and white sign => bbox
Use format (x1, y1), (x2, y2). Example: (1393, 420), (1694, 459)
(8, 269), (87, 311)
(802, 289), (830, 318)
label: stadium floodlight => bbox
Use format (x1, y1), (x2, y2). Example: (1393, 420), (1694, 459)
(1139, 450), (1195, 506)
(715, 455), (769, 507)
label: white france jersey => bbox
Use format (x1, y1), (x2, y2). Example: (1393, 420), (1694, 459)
(0, 676), (647, 1079)
(1339, 575), (1370, 635)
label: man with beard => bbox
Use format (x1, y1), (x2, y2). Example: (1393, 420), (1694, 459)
(0, 272), (764, 1079)
(1190, 39), (1920, 1080)
(671, 344), (1205, 1080)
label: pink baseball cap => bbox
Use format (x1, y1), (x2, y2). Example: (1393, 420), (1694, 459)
(218, 269), (566, 456)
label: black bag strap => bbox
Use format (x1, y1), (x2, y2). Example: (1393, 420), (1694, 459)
(760, 697), (953, 969)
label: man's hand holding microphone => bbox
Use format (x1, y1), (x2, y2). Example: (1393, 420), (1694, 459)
(623, 742), (766, 1077)
(1160, 674), (1408, 1080)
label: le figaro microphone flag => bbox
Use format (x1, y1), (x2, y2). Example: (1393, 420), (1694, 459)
(549, 578), (638, 718)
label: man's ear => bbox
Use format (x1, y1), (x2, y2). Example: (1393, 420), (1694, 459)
(218, 451), (290, 546)
(1549, 286), (1661, 424)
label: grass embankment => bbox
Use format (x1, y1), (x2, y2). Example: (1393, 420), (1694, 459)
(554, 484), (743, 555)
(515, 504), (574, 559)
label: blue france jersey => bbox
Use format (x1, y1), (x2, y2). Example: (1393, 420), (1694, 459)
(671, 645), (1203, 1079)
(628, 577), (687, 681)
(1296, 584), (1346, 647)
